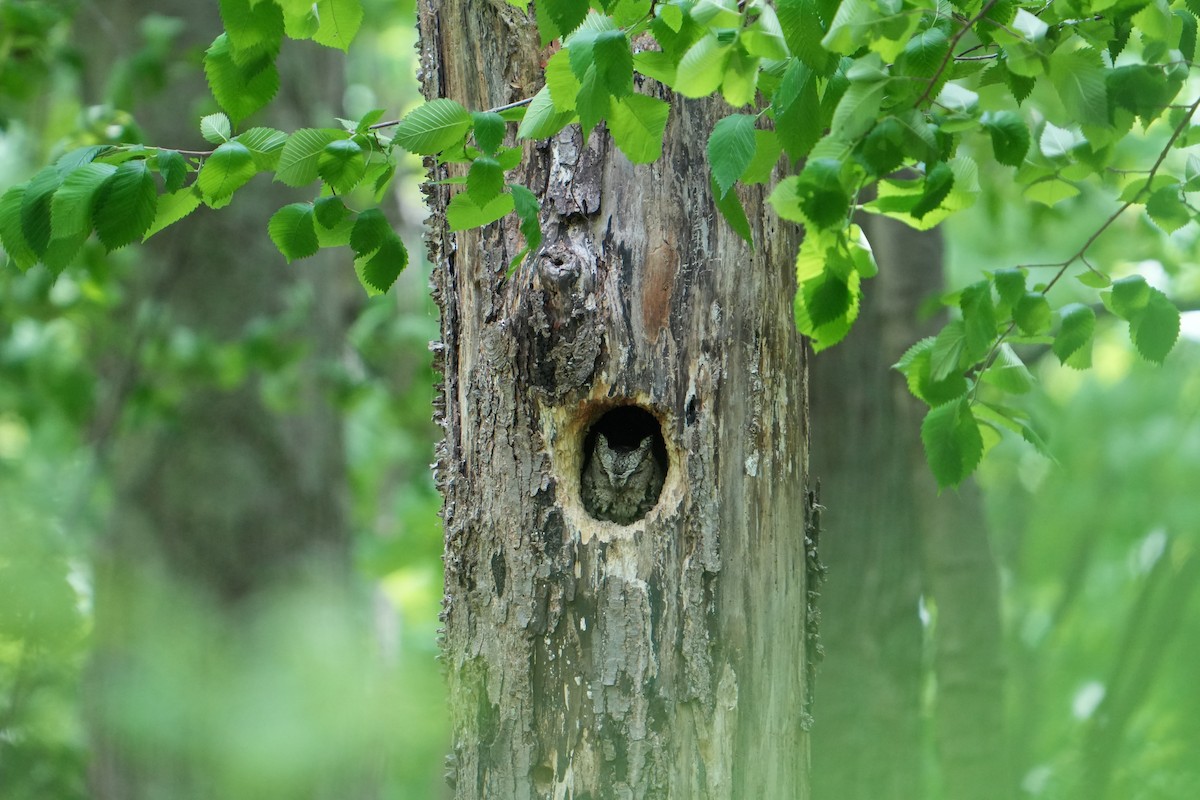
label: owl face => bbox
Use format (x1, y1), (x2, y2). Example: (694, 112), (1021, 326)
(596, 434), (653, 487)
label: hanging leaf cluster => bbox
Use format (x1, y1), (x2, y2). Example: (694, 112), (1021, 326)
(3, 0), (1198, 484)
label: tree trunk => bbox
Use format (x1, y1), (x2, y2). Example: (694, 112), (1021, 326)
(81, 3), (355, 797)
(417, 2), (812, 797)
(810, 212), (1009, 800)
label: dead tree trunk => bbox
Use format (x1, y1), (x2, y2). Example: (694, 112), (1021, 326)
(417, 2), (812, 796)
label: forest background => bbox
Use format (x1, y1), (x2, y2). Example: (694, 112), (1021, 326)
(2, 0), (1200, 798)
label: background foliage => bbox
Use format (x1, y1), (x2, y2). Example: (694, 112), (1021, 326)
(2, 0), (1199, 798)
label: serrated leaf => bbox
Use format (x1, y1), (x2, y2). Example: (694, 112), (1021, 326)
(741, 130), (782, 185)
(317, 138), (366, 194)
(546, 49), (581, 111)
(467, 157), (505, 206)
(1130, 289), (1179, 363)
(676, 35), (732, 98)
(235, 127), (288, 170)
(276, 128), (344, 186)
(831, 77), (889, 141)
(198, 141), (257, 202)
(350, 207), (393, 256)
(1014, 292), (1051, 335)
(312, 0), (363, 51)
(509, 183), (543, 271)
(219, 0), (284, 61)
(921, 398), (983, 489)
(543, 0), (590, 37)
(993, 268), (1026, 310)
(394, 99), (472, 155)
(268, 202), (319, 261)
(471, 111), (506, 155)
(1107, 274), (1151, 320)
(721, 47), (760, 108)
(1146, 187), (1189, 233)
(708, 114), (757, 198)
(982, 344), (1034, 394)
(911, 161), (954, 219)
(982, 110), (1029, 167)
(960, 279), (997, 361)
(894, 336), (970, 405)
(447, 190), (515, 231)
(93, 160), (157, 251)
(575, 67), (609, 141)
(20, 166), (59, 256)
(203, 33), (280, 123)
(1076, 269), (1111, 288)
(821, 0), (875, 54)
(1048, 47), (1107, 127)
(0, 186), (39, 270)
(517, 85), (577, 139)
(157, 150), (188, 192)
(608, 93), (670, 164)
(930, 319), (967, 381)
(1053, 303), (1095, 368)
(777, 0), (834, 75)
(712, 175), (753, 246)
(359, 233), (407, 293)
(313, 196), (349, 230)
(896, 26), (949, 79)
(593, 30), (633, 98)
(50, 163), (116, 240)
(201, 112), (233, 144)
(145, 187), (203, 239)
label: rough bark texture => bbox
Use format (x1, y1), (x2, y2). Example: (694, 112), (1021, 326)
(418, 2), (811, 797)
(82, 3), (354, 796)
(810, 213), (1009, 800)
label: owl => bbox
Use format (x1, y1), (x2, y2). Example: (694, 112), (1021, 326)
(581, 433), (665, 524)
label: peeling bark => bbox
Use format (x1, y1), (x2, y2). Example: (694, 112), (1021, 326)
(417, 1), (811, 796)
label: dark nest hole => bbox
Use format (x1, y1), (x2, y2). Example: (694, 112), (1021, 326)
(580, 405), (669, 520)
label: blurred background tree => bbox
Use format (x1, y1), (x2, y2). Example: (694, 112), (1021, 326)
(2, 1), (1200, 799)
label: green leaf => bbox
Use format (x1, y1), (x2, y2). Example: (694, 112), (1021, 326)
(575, 66), (609, 140)
(20, 166), (59, 256)
(981, 344), (1033, 394)
(930, 320), (966, 381)
(447, 190), (515, 231)
(157, 150), (188, 192)
(313, 196), (350, 229)
(219, 0), (284, 60)
(203, 33), (280, 123)
(806, 271), (851, 327)
(278, 0), (320, 38)
(276, 128), (344, 186)
(607, 94), (670, 164)
(49, 163), (116, 241)
(0, 186), (39, 270)
(93, 160), (158, 251)
(675, 35), (732, 98)
(821, 0), (875, 54)
(1053, 303), (1095, 369)
(712, 175), (753, 246)
(1048, 47), (1108, 127)
(235, 127), (288, 170)
(960, 279), (997, 361)
(775, 63), (822, 161)
(1076, 269), (1111, 289)
(982, 111), (1030, 167)
(921, 398), (983, 489)
(741, 130), (782, 185)
(777, 0), (834, 75)
(830, 76), (889, 141)
(394, 99), (472, 155)
(317, 138), (366, 194)
(201, 112), (233, 144)
(358, 234), (407, 293)
(721, 47), (760, 108)
(467, 157), (505, 206)
(509, 183), (543, 271)
(543, 0), (590, 37)
(472, 111), (507, 155)
(894, 336), (970, 405)
(312, 0), (363, 51)
(708, 114), (757, 198)
(771, 158), (850, 229)
(1107, 275), (1151, 320)
(1014, 292), (1051, 335)
(1146, 187), (1189, 233)
(145, 187), (203, 239)
(896, 26), (949, 79)
(268, 202), (319, 261)
(1130, 288), (1179, 364)
(350, 207), (392, 256)
(593, 30), (633, 98)
(546, 49), (582, 111)
(909, 161), (954, 220)
(198, 141), (258, 202)
(993, 268), (1026, 311)
(517, 85), (576, 139)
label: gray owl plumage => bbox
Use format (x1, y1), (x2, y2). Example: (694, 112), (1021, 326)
(581, 433), (664, 525)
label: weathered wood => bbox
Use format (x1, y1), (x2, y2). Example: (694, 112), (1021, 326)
(418, 1), (811, 796)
